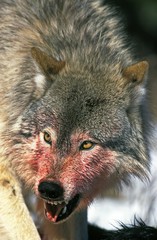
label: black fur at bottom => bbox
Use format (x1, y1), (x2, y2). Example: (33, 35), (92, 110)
(88, 220), (157, 240)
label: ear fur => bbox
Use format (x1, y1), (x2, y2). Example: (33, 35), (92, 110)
(31, 47), (65, 76)
(122, 61), (149, 84)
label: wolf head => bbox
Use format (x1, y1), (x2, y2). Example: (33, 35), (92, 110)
(8, 48), (149, 223)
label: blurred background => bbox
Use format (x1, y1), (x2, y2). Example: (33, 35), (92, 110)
(88, 0), (157, 230)
(110, 0), (157, 121)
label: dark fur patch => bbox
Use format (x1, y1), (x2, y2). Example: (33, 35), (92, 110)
(88, 220), (157, 240)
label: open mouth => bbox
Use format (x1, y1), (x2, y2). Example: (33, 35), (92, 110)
(44, 194), (80, 223)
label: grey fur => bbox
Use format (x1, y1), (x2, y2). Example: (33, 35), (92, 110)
(0, 0), (151, 238)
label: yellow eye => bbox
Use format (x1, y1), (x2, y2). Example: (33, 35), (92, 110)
(80, 141), (95, 151)
(43, 131), (52, 144)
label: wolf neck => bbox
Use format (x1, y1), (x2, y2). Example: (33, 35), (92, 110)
(44, 209), (88, 240)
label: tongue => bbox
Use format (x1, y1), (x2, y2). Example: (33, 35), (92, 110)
(45, 202), (66, 223)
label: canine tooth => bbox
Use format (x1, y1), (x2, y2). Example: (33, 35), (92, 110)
(62, 206), (67, 214)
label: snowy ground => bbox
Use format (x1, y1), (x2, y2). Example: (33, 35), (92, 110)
(88, 129), (157, 230)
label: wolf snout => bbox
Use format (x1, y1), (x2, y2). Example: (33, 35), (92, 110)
(38, 181), (64, 200)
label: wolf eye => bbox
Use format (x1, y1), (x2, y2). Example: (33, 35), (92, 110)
(43, 131), (52, 144)
(79, 141), (95, 151)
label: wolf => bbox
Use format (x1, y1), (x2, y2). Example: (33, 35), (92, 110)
(0, 0), (151, 239)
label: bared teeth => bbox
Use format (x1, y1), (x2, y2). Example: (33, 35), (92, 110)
(62, 206), (67, 215)
(44, 194), (80, 223)
(45, 200), (68, 206)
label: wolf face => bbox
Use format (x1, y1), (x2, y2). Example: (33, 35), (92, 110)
(7, 49), (149, 223)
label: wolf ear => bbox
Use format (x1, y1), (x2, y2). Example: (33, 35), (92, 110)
(31, 47), (65, 76)
(122, 61), (149, 84)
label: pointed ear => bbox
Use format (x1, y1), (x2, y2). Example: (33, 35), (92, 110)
(31, 47), (65, 76)
(122, 61), (149, 84)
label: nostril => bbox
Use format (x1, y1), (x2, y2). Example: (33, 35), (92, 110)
(38, 181), (64, 200)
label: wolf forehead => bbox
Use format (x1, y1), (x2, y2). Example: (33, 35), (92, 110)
(21, 72), (129, 144)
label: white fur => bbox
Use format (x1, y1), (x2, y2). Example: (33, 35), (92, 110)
(34, 73), (46, 92)
(0, 164), (40, 240)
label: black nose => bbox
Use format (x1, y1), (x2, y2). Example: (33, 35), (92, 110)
(38, 181), (64, 200)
